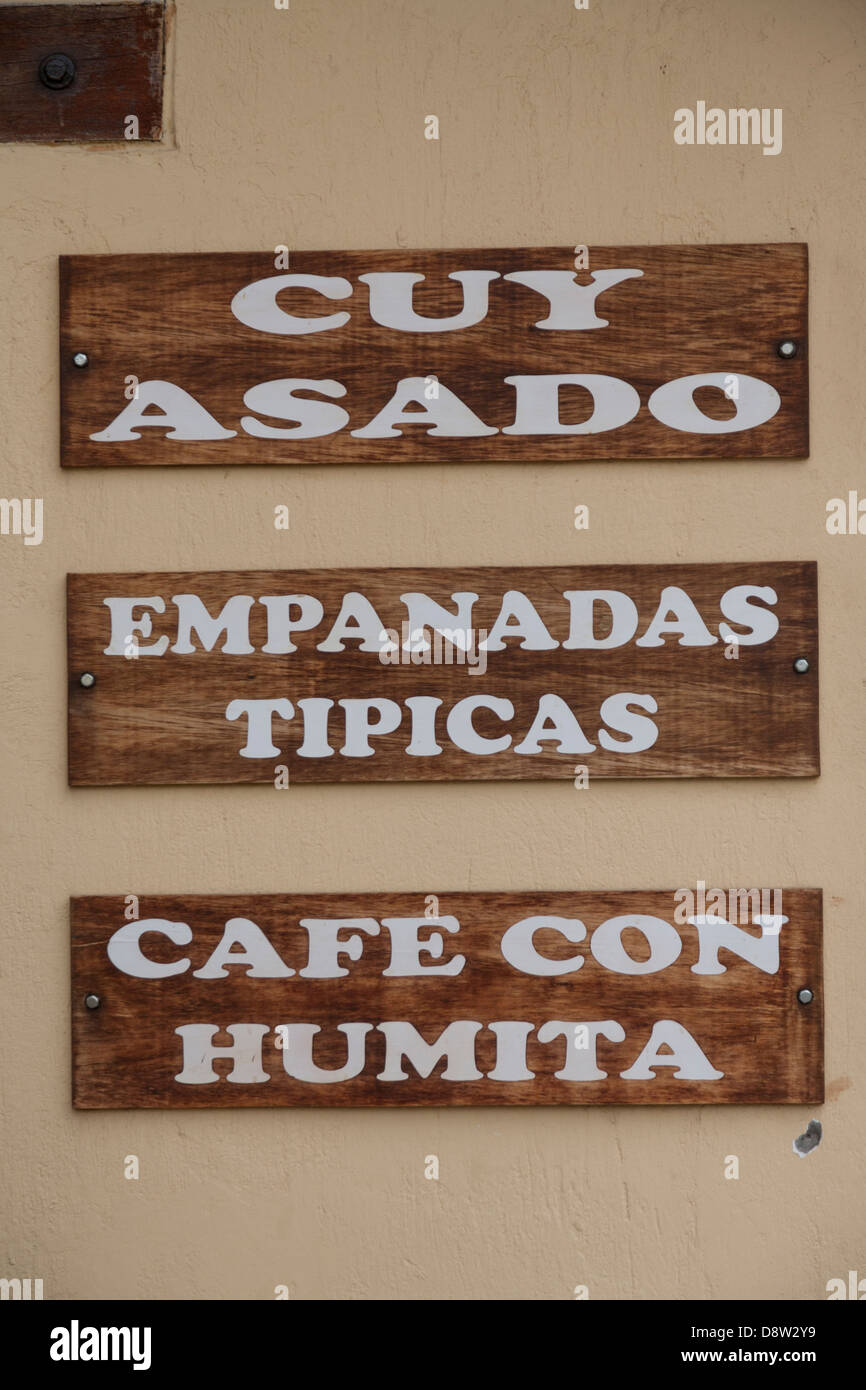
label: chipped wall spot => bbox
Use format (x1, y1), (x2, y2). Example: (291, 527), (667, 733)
(793, 1119), (822, 1157)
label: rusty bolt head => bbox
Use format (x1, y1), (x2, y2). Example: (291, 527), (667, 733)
(39, 53), (76, 90)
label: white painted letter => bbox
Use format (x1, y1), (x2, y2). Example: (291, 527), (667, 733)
(175, 1024), (270, 1084)
(103, 596), (168, 656)
(107, 919), (192, 978)
(503, 269), (643, 328)
(648, 373), (780, 434)
(225, 698), (294, 757)
(90, 381), (236, 441)
(172, 594), (255, 654)
(590, 914), (682, 974)
(620, 1020), (723, 1080)
(381, 916), (465, 976)
(503, 374), (640, 435)
(194, 918), (295, 978)
(351, 378), (497, 438)
(500, 916), (587, 976)
(563, 591), (639, 649)
(537, 1020), (626, 1079)
(241, 379), (349, 438)
(446, 695), (513, 754)
(280, 1023), (372, 1082)
(360, 271), (499, 331)
(718, 585), (779, 645)
(689, 914), (786, 975)
(299, 919), (381, 978)
(230, 274), (352, 334)
(377, 1021), (483, 1081)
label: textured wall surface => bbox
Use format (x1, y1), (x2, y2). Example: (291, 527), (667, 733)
(0, 0), (863, 1300)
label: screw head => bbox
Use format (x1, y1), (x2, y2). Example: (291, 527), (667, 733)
(84, 993), (100, 1010)
(39, 53), (76, 90)
(797, 987), (813, 1005)
(777, 339), (798, 359)
(73, 352), (88, 368)
(793, 657), (810, 675)
(79, 672), (95, 689)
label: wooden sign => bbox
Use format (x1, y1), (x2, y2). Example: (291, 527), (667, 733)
(71, 890), (824, 1107)
(0, 3), (164, 144)
(67, 562), (819, 785)
(59, 244), (808, 466)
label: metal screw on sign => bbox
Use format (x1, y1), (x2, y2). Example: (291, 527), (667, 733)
(84, 994), (100, 1010)
(39, 54), (76, 90)
(777, 339), (798, 359)
(797, 988), (813, 1005)
(73, 352), (88, 368)
(79, 672), (95, 688)
(793, 657), (809, 675)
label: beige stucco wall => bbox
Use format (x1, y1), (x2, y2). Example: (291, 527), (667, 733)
(1, 0), (864, 1300)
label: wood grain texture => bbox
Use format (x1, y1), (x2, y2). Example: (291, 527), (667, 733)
(0, 3), (164, 144)
(67, 562), (819, 785)
(71, 890), (824, 1108)
(59, 244), (808, 464)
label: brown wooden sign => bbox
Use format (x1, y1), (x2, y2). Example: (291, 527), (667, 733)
(59, 244), (808, 466)
(67, 562), (819, 785)
(71, 889), (823, 1108)
(0, 3), (165, 144)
